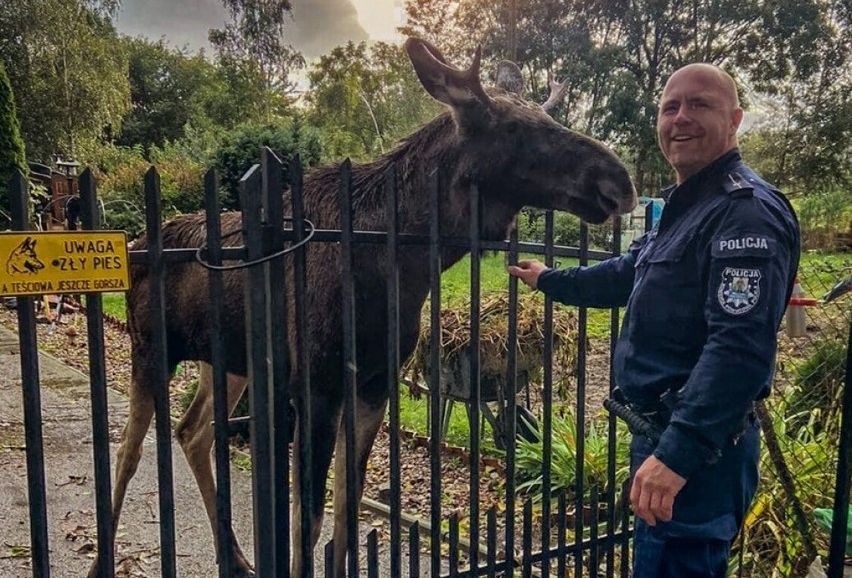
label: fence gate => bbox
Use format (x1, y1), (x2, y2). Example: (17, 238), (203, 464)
(2, 151), (851, 577)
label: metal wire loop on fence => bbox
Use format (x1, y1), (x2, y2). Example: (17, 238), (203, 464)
(194, 217), (316, 271)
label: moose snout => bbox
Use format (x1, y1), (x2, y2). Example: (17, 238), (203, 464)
(594, 177), (638, 218)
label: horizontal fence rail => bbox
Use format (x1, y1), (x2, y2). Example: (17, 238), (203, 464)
(3, 155), (850, 578)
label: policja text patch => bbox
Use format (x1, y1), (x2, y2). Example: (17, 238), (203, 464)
(717, 267), (761, 315)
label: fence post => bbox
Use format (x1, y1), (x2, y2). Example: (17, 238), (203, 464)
(79, 169), (115, 578)
(828, 321), (852, 577)
(240, 163), (276, 575)
(9, 170), (51, 578)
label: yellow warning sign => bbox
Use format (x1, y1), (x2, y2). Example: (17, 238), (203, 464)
(1, 231), (130, 296)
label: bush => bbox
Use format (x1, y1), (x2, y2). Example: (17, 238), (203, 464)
(516, 208), (613, 251)
(794, 188), (852, 250)
(213, 118), (323, 209)
(0, 61), (27, 227)
(784, 337), (847, 436)
(514, 407), (630, 503)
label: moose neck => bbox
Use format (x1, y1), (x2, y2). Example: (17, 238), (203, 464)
(349, 112), (519, 271)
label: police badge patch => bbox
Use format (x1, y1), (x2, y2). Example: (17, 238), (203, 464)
(718, 267), (761, 315)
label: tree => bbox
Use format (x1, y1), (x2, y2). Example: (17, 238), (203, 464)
(213, 118), (323, 209)
(209, 0), (304, 121)
(0, 61), (27, 227)
(117, 39), (221, 153)
(0, 0), (130, 161)
(306, 41), (440, 161)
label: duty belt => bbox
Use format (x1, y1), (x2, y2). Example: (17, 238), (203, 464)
(603, 387), (756, 448)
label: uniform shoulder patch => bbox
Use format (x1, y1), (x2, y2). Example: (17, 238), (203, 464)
(722, 172), (754, 197)
(717, 267), (761, 315)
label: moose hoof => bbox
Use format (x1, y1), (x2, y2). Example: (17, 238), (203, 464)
(231, 563), (255, 578)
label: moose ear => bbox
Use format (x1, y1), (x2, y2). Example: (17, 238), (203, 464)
(405, 38), (492, 110)
(494, 61), (524, 96)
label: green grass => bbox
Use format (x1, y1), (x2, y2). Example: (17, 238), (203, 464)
(99, 292), (127, 320)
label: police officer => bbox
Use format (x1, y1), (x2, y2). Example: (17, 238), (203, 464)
(508, 63), (800, 577)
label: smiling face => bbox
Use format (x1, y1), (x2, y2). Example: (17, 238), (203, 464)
(657, 64), (743, 183)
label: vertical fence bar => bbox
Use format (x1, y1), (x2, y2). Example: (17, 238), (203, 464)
(9, 170), (51, 578)
(522, 500), (532, 578)
(290, 154), (314, 578)
(468, 183), (482, 573)
(486, 507), (497, 577)
(449, 514), (460, 576)
(339, 159), (360, 577)
(620, 479), (631, 578)
(588, 485), (600, 575)
(573, 222), (589, 578)
(79, 169), (114, 578)
(541, 211), (555, 577)
(203, 169), (234, 578)
(428, 168), (443, 578)
(505, 226), (519, 578)
(143, 167), (177, 578)
(385, 165), (403, 578)
(262, 148), (292, 577)
(325, 541), (334, 577)
(557, 490), (567, 576)
(605, 216), (622, 578)
(240, 164), (275, 576)
(368, 529), (379, 578)
(409, 521), (421, 578)
(828, 320), (852, 577)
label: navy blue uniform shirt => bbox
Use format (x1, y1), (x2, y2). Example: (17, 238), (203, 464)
(538, 149), (800, 479)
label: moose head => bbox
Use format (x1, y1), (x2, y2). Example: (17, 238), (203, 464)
(404, 38), (637, 225)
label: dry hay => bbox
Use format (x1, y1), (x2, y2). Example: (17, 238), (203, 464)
(403, 292), (579, 398)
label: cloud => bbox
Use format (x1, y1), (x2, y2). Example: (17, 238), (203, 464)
(288, 0), (369, 59)
(116, 0), (369, 59)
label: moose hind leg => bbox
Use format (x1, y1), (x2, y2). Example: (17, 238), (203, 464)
(87, 366), (156, 578)
(175, 362), (253, 577)
(330, 387), (389, 578)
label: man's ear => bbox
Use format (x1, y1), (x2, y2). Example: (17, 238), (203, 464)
(731, 107), (744, 134)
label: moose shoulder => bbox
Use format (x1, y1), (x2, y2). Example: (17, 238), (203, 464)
(93, 38), (636, 578)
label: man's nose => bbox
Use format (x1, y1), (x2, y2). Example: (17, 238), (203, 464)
(672, 104), (692, 124)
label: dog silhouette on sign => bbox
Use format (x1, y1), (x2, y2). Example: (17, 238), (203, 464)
(6, 237), (45, 275)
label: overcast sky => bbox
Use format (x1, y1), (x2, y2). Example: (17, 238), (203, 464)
(115, 0), (401, 58)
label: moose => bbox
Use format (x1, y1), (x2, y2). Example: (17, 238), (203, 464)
(90, 38), (636, 578)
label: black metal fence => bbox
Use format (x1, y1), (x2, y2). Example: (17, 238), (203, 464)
(4, 151), (851, 578)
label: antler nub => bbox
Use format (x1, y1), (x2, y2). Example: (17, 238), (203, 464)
(541, 74), (568, 112)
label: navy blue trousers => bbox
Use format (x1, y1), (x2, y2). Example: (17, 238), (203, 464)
(630, 419), (760, 577)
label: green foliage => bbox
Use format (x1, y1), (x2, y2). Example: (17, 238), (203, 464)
(89, 139), (209, 237)
(792, 188), (852, 250)
(213, 119), (322, 209)
(0, 0), (130, 160)
(306, 41), (440, 161)
(784, 337), (847, 435)
(117, 38), (230, 152)
(737, 392), (839, 577)
(514, 408), (630, 502)
(209, 0), (303, 122)
(0, 60), (26, 227)
(516, 209), (614, 252)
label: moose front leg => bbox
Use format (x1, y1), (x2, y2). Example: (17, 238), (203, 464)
(330, 378), (389, 578)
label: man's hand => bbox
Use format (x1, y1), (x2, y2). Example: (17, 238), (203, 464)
(507, 260), (549, 290)
(629, 455), (687, 526)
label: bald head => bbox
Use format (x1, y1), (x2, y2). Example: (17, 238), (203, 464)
(665, 63), (739, 108)
(656, 63), (744, 183)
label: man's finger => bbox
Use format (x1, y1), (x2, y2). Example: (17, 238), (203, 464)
(659, 493), (675, 522)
